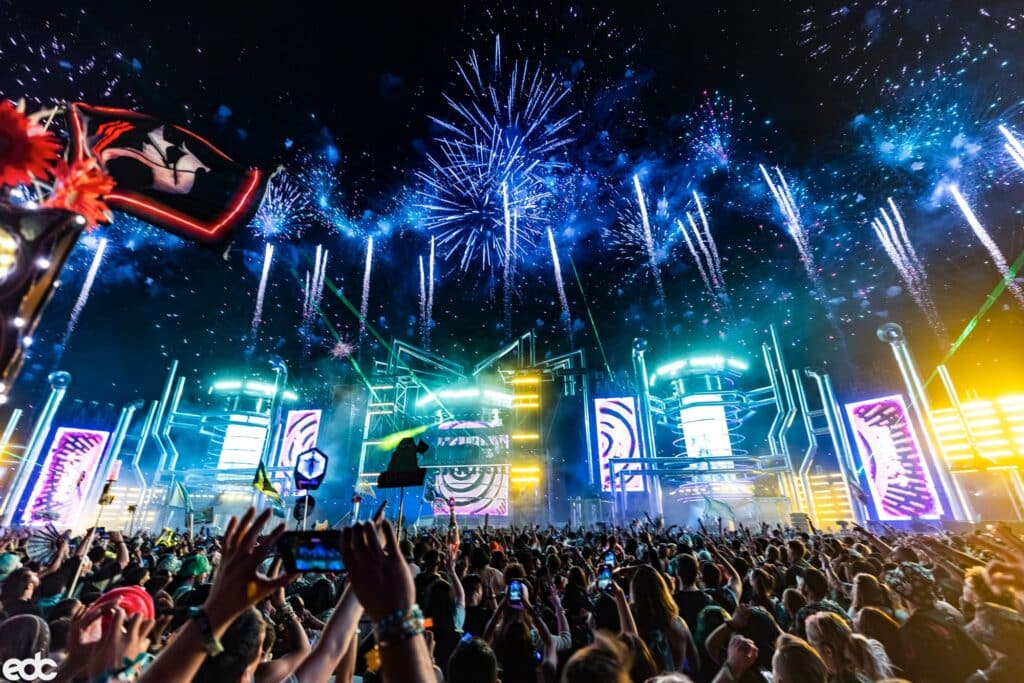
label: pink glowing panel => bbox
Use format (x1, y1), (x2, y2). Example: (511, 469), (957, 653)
(277, 409), (322, 470)
(845, 394), (944, 521)
(595, 397), (644, 493)
(21, 427), (110, 527)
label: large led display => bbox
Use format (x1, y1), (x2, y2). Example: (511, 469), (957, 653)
(845, 394), (944, 520)
(680, 394), (733, 471)
(217, 419), (268, 469)
(595, 397), (644, 492)
(277, 409), (322, 470)
(21, 427), (110, 527)
(429, 465), (509, 516)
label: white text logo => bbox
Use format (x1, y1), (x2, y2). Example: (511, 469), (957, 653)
(2, 653), (57, 681)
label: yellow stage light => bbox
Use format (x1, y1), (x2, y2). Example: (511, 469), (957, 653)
(510, 376), (541, 385)
(511, 433), (540, 441)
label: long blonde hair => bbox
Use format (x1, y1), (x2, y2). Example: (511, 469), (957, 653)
(805, 612), (893, 680)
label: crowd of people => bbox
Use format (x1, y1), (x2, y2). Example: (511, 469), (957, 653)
(0, 508), (1023, 683)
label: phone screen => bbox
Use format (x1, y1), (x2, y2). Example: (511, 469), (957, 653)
(603, 551), (616, 567)
(508, 579), (524, 607)
(597, 564), (613, 592)
(277, 530), (344, 573)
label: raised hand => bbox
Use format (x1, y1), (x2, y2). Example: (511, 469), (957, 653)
(203, 508), (294, 628)
(725, 634), (759, 678)
(341, 520), (414, 621)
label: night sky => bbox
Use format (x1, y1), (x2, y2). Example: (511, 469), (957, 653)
(3, 0), (1024, 416)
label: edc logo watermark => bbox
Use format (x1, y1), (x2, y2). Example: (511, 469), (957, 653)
(2, 653), (57, 681)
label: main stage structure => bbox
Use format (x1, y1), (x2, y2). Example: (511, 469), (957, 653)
(1, 322), (1021, 530)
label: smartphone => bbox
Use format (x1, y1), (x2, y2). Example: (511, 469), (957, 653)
(597, 564), (614, 592)
(277, 530), (344, 573)
(96, 527), (109, 540)
(603, 551), (616, 567)
(508, 579), (524, 608)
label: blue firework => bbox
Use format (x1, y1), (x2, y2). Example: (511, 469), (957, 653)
(417, 36), (577, 272)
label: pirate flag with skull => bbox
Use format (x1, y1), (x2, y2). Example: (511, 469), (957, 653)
(69, 103), (267, 247)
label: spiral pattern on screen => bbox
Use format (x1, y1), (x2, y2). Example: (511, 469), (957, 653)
(433, 465), (509, 515)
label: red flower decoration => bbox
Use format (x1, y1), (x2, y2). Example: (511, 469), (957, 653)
(0, 100), (61, 187)
(44, 158), (116, 229)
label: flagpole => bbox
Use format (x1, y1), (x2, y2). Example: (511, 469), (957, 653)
(301, 490), (308, 531)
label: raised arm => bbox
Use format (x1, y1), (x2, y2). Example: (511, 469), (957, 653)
(607, 578), (638, 636)
(341, 520), (435, 683)
(109, 530), (130, 570)
(447, 552), (465, 608)
(137, 509), (294, 683)
(710, 544), (743, 598)
(290, 585), (364, 683)
(255, 561), (312, 683)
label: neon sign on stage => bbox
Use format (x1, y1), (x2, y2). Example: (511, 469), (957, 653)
(845, 394), (944, 521)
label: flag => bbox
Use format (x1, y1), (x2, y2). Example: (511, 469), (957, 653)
(252, 461), (282, 504)
(169, 480), (193, 515)
(68, 103), (267, 247)
(156, 528), (176, 548)
(701, 495), (736, 522)
(193, 506), (215, 525)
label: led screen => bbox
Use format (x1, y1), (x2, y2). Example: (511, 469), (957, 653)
(21, 427), (110, 527)
(845, 394), (944, 520)
(595, 397), (644, 492)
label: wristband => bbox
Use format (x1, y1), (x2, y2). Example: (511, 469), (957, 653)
(275, 605), (297, 623)
(188, 607), (224, 657)
(374, 604), (425, 646)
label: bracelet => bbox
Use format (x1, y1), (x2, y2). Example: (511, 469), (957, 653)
(188, 607), (224, 657)
(374, 604), (425, 646)
(275, 605), (297, 623)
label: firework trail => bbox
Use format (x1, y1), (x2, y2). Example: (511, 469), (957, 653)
(249, 243), (275, 350)
(57, 238), (107, 355)
(676, 217), (716, 301)
(948, 184), (1024, 308)
(1000, 124), (1024, 169)
(870, 199), (946, 340)
(358, 237), (374, 350)
(301, 245), (323, 323)
(302, 270), (311, 320)
(758, 164), (849, 352)
(547, 228), (573, 346)
(692, 192), (724, 288)
(759, 165), (815, 268)
(632, 174), (667, 306)
(419, 255), (428, 347)
(313, 248), (328, 314)
(426, 236), (435, 351)
(759, 164), (836, 307)
(502, 182), (513, 337)
(678, 190), (727, 306)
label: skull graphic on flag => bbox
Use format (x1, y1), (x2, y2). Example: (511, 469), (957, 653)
(68, 103), (267, 247)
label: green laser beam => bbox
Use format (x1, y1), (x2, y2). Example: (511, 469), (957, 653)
(924, 245), (1024, 387)
(568, 254), (613, 378)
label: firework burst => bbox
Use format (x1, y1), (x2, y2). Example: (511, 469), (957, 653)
(251, 172), (313, 240)
(417, 36), (577, 273)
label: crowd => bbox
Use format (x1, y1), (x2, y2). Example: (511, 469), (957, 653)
(0, 509), (1023, 683)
